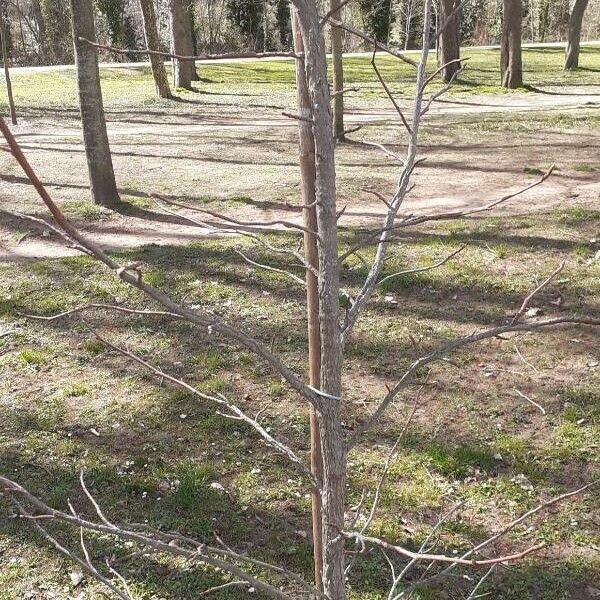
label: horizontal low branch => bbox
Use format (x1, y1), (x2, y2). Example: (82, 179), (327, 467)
(343, 531), (545, 565)
(77, 37), (299, 62)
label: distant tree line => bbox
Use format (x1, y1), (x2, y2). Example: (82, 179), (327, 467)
(0, 0), (598, 66)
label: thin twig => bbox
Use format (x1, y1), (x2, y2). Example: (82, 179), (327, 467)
(513, 388), (546, 415)
(511, 261), (565, 324)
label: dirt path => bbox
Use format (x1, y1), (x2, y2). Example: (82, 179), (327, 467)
(1, 86), (599, 262)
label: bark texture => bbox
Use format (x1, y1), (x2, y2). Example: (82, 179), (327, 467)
(70, 0), (120, 206)
(329, 0), (345, 141)
(139, 0), (172, 98)
(438, 0), (461, 83)
(293, 3), (345, 597)
(564, 0), (589, 69)
(501, 0), (523, 88)
(169, 0), (194, 89)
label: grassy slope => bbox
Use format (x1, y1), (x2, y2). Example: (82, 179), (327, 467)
(0, 47), (599, 600)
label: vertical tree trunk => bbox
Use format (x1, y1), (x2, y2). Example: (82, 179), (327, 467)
(295, 5), (346, 598)
(329, 0), (345, 142)
(564, 0), (589, 69)
(169, 0), (193, 90)
(438, 0), (461, 83)
(291, 10), (324, 594)
(501, 0), (523, 88)
(70, 0), (120, 206)
(139, 0), (172, 98)
(0, 11), (16, 125)
(31, 0), (48, 61)
(188, 3), (199, 81)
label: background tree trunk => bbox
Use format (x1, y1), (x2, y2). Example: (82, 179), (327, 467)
(501, 0), (523, 88)
(564, 0), (589, 69)
(189, 3), (199, 81)
(31, 0), (48, 62)
(70, 0), (120, 206)
(139, 0), (172, 98)
(330, 0), (345, 142)
(0, 9), (17, 125)
(169, 0), (194, 90)
(438, 0), (461, 83)
(291, 9), (324, 594)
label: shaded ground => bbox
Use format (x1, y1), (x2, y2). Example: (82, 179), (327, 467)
(0, 48), (599, 600)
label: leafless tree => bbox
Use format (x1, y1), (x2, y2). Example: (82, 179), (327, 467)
(69, 0), (120, 205)
(501, 0), (523, 88)
(1, 0), (599, 598)
(564, 0), (590, 69)
(139, 0), (172, 98)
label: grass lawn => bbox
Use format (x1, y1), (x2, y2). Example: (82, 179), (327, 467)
(2, 44), (599, 111)
(0, 45), (599, 600)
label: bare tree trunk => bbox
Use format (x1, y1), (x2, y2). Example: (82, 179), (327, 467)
(564, 0), (589, 69)
(31, 0), (48, 61)
(291, 10), (324, 594)
(329, 0), (345, 142)
(139, 0), (172, 98)
(294, 4), (345, 597)
(501, 0), (523, 88)
(438, 0), (461, 83)
(0, 10), (16, 125)
(69, 0), (119, 206)
(189, 3), (199, 81)
(169, 0), (193, 89)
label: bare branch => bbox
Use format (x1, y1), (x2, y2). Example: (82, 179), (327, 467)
(1, 477), (317, 600)
(376, 245), (467, 287)
(513, 388), (546, 415)
(360, 142), (405, 164)
(234, 249), (307, 286)
(153, 194), (315, 236)
(399, 481), (599, 596)
(465, 565), (497, 600)
(22, 303), (180, 322)
(200, 581), (249, 596)
(511, 260), (565, 324)
(341, 1), (434, 343)
(327, 19), (418, 67)
(319, 0), (354, 26)
(342, 530), (545, 565)
(83, 326), (318, 490)
(78, 36), (299, 62)
(11, 499), (131, 600)
(371, 49), (412, 134)
(349, 314), (600, 445)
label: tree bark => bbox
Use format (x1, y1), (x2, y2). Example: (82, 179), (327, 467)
(139, 0), (172, 98)
(69, 0), (119, 206)
(329, 0), (345, 142)
(501, 0), (523, 88)
(0, 10), (16, 125)
(564, 0), (589, 70)
(293, 4), (345, 598)
(291, 10), (324, 594)
(438, 0), (461, 83)
(169, 0), (194, 90)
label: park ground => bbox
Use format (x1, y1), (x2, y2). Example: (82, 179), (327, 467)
(0, 44), (599, 599)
